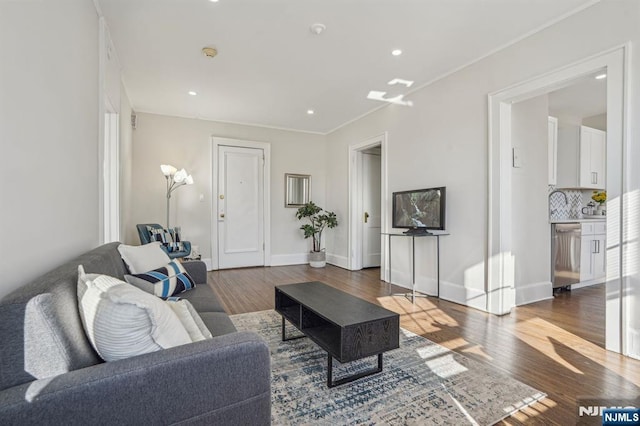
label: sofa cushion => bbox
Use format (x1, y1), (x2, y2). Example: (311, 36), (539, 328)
(118, 242), (171, 274)
(124, 260), (196, 298)
(199, 312), (238, 337)
(77, 269), (192, 362)
(166, 299), (213, 342)
(180, 285), (227, 313)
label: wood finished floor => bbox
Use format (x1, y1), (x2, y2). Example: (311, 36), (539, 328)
(207, 265), (640, 425)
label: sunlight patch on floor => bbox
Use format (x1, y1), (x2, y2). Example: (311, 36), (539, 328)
(513, 317), (640, 386)
(513, 317), (585, 374)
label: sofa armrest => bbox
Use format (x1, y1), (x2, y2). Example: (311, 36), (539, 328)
(0, 332), (270, 425)
(182, 260), (207, 284)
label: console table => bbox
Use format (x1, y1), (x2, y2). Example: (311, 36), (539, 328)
(383, 231), (449, 302)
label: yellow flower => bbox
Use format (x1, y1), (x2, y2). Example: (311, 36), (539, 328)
(592, 190), (606, 204)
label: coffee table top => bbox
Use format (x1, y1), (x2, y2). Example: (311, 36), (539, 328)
(275, 281), (398, 327)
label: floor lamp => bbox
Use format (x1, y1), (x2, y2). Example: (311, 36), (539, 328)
(161, 164), (194, 228)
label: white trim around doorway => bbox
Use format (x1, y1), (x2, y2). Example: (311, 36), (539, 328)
(487, 44), (629, 355)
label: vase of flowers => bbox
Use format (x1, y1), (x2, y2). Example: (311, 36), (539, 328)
(592, 190), (606, 215)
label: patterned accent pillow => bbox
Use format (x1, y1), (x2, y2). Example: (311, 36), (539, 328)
(148, 227), (185, 252)
(124, 260), (196, 298)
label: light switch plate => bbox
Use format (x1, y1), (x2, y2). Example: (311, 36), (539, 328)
(512, 147), (523, 168)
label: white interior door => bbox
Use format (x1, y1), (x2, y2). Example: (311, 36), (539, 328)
(362, 152), (381, 267)
(217, 145), (265, 269)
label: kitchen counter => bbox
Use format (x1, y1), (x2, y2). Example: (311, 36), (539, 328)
(550, 217), (606, 223)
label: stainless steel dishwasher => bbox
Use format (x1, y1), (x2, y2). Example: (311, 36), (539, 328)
(552, 223), (581, 289)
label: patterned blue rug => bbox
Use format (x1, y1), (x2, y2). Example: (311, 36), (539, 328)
(230, 310), (545, 425)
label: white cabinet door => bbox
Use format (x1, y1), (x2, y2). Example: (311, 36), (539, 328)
(548, 116), (558, 185)
(556, 124), (580, 188)
(579, 126), (606, 189)
(579, 222), (606, 283)
(593, 233), (606, 280)
(580, 236), (595, 282)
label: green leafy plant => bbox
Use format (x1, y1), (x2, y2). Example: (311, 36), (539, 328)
(296, 201), (338, 252)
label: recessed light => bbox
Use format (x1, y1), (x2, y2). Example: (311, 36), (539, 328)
(209, 0), (219, 3)
(188, 91), (197, 96)
(391, 49), (402, 56)
(595, 73), (607, 80)
(307, 109), (315, 115)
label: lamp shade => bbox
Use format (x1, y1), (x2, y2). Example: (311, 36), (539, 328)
(173, 169), (188, 183)
(160, 164), (177, 176)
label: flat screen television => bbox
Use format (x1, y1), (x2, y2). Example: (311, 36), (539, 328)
(392, 187), (446, 233)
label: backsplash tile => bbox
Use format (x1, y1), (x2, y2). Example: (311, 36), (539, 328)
(548, 186), (582, 220)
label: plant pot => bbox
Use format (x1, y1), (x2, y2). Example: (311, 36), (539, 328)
(308, 251), (326, 268)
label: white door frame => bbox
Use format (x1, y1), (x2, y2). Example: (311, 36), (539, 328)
(348, 133), (388, 278)
(211, 137), (271, 270)
(98, 17), (121, 244)
(487, 45), (629, 354)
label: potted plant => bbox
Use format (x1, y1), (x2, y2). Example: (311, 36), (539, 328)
(296, 201), (338, 267)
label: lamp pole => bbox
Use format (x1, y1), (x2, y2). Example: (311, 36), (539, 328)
(161, 165), (194, 229)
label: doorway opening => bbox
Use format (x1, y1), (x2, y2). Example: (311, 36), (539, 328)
(488, 46), (628, 354)
(510, 70), (608, 348)
(348, 133), (388, 278)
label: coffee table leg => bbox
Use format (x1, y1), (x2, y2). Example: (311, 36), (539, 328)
(281, 316), (306, 342)
(327, 353), (384, 388)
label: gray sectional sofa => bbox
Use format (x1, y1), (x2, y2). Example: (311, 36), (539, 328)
(0, 242), (271, 425)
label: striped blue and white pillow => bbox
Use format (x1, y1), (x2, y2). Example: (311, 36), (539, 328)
(124, 260), (196, 298)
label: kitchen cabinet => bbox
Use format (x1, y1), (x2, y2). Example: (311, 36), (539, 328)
(579, 221), (606, 283)
(578, 126), (606, 189)
(556, 124), (606, 189)
(548, 116), (558, 185)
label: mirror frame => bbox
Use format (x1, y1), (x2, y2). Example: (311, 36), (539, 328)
(285, 173), (311, 208)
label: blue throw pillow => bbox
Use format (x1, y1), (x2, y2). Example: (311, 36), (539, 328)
(124, 261), (196, 298)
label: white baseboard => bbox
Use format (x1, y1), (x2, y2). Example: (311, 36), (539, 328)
(327, 253), (349, 269)
(439, 281), (487, 312)
(516, 281), (553, 306)
(271, 253), (308, 267)
(203, 258), (213, 271)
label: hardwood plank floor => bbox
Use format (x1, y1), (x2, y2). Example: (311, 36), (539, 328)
(207, 265), (640, 425)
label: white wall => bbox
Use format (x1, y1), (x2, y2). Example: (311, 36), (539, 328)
(512, 95), (552, 305)
(130, 113), (327, 266)
(325, 0), (640, 317)
(0, 0), (100, 298)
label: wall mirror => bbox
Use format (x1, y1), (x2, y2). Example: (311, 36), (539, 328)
(285, 173), (310, 208)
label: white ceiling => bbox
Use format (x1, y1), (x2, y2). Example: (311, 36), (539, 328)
(548, 72), (607, 120)
(98, 0), (595, 134)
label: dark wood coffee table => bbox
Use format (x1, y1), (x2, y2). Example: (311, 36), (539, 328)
(275, 281), (399, 387)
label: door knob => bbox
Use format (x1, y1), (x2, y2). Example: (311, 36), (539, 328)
(364, 212), (369, 223)
(220, 213), (225, 218)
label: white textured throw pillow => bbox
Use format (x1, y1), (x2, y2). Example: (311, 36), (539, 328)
(117, 242), (171, 274)
(166, 299), (213, 342)
(77, 266), (192, 361)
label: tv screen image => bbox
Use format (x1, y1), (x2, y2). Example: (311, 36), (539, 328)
(392, 187), (445, 231)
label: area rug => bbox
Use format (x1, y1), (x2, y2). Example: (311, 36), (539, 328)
(230, 310), (545, 425)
